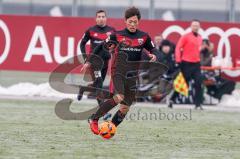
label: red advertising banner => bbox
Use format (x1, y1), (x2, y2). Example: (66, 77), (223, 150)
(0, 15), (240, 80)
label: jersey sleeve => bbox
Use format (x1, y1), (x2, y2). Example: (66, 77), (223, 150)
(175, 35), (187, 63)
(108, 33), (117, 43)
(144, 34), (161, 59)
(80, 29), (90, 60)
(144, 34), (155, 52)
(106, 33), (118, 55)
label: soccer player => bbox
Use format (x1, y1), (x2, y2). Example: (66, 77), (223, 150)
(87, 7), (158, 135)
(78, 10), (115, 103)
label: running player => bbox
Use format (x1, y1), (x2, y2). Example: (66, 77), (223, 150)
(87, 7), (159, 135)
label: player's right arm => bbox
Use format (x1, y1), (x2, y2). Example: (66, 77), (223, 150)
(144, 34), (157, 62)
(80, 29), (90, 60)
(83, 33), (118, 70)
(175, 35), (187, 63)
(107, 33), (118, 55)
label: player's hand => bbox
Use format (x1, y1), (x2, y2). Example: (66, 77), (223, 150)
(149, 54), (156, 62)
(113, 94), (124, 103)
(175, 62), (182, 70)
(81, 62), (90, 72)
(108, 43), (116, 50)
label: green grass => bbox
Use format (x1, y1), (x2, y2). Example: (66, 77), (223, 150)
(0, 99), (240, 159)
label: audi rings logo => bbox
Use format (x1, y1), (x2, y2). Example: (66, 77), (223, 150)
(0, 19), (11, 64)
(162, 25), (240, 77)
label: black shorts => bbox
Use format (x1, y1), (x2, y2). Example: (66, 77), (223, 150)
(112, 73), (137, 106)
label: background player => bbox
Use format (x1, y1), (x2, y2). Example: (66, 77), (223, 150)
(78, 10), (115, 104)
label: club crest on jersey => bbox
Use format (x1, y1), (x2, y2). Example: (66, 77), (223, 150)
(138, 38), (144, 45)
(121, 37), (126, 42)
(106, 32), (112, 36)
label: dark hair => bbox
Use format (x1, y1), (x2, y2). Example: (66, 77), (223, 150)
(161, 40), (171, 46)
(96, 10), (106, 16)
(192, 19), (200, 23)
(124, 7), (141, 20)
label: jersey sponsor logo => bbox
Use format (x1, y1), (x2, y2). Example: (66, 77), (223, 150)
(121, 37), (126, 42)
(93, 40), (103, 44)
(93, 33), (98, 37)
(138, 38), (144, 45)
(162, 25), (240, 77)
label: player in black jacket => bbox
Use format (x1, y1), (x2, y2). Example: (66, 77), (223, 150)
(86, 7), (159, 135)
(78, 10), (115, 103)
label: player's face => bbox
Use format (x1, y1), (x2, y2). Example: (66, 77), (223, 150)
(125, 15), (139, 33)
(96, 12), (107, 27)
(154, 35), (163, 46)
(191, 21), (200, 33)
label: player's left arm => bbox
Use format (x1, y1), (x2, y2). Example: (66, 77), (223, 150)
(144, 35), (157, 62)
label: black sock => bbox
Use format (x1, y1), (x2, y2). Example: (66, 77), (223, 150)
(92, 98), (117, 120)
(111, 110), (126, 126)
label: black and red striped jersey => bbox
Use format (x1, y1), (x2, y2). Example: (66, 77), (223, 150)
(110, 28), (155, 61)
(80, 25), (115, 60)
(109, 28), (157, 74)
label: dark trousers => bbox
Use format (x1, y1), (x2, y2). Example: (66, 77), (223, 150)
(181, 61), (203, 106)
(171, 61), (203, 106)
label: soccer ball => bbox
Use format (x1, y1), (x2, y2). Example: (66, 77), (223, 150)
(99, 121), (116, 139)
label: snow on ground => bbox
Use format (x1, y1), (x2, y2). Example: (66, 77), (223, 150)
(0, 82), (240, 107)
(0, 82), (82, 99)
